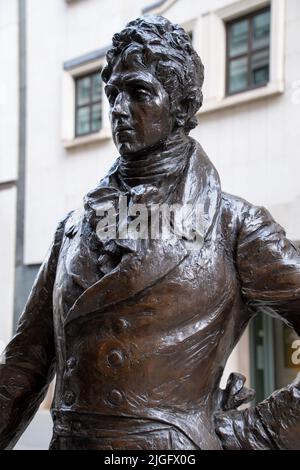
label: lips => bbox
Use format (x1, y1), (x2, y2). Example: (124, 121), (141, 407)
(115, 125), (133, 133)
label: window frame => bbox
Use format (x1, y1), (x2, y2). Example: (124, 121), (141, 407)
(74, 71), (103, 138)
(225, 6), (271, 96)
(198, 0), (285, 115)
(61, 54), (111, 150)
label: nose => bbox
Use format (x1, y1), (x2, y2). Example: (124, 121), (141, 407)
(111, 92), (129, 118)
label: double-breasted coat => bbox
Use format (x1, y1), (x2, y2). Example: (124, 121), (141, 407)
(0, 139), (299, 450)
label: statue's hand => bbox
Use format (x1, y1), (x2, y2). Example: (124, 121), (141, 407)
(214, 373), (283, 450)
(214, 372), (256, 449)
(218, 372), (255, 411)
(215, 373), (300, 450)
(214, 407), (275, 450)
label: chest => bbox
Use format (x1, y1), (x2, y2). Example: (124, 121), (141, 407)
(54, 219), (237, 324)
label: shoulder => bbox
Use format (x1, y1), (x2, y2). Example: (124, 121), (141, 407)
(221, 192), (261, 220)
(220, 192), (286, 244)
(221, 193), (286, 252)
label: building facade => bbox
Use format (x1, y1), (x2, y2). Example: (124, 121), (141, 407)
(0, 0), (299, 449)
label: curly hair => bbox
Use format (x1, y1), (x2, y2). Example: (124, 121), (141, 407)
(102, 16), (204, 134)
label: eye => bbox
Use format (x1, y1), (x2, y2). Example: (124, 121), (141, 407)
(107, 91), (117, 105)
(133, 87), (151, 101)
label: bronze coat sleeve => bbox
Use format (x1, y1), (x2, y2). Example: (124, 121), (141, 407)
(216, 204), (300, 450)
(0, 215), (67, 450)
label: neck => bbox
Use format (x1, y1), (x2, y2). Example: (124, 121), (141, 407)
(118, 129), (191, 188)
(121, 129), (188, 161)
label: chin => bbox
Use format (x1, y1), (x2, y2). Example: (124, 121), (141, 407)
(117, 142), (146, 156)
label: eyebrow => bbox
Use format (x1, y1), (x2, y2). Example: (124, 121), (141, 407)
(125, 77), (155, 89)
(107, 73), (156, 92)
(104, 84), (117, 94)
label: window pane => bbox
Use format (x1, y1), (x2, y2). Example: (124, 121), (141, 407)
(251, 49), (269, 86)
(252, 10), (270, 50)
(228, 57), (248, 93)
(76, 77), (91, 106)
(229, 19), (249, 57)
(76, 106), (90, 135)
(274, 322), (300, 390)
(92, 73), (102, 102)
(91, 103), (102, 132)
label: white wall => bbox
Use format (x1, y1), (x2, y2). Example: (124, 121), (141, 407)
(24, 0), (146, 264)
(0, 0), (19, 184)
(0, 187), (16, 349)
(0, 0), (18, 351)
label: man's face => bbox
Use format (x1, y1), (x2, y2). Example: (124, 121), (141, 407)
(105, 58), (173, 155)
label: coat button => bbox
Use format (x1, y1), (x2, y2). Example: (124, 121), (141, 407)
(73, 421), (82, 432)
(107, 388), (124, 406)
(114, 318), (129, 333)
(63, 390), (76, 406)
(107, 349), (125, 368)
(66, 357), (77, 370)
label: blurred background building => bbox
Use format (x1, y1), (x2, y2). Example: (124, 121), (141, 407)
(0, 0), (299, 449)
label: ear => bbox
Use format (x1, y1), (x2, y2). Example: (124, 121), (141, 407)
(175, 101), (189, 128)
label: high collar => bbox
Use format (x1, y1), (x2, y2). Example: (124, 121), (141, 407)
(118, 131), (191, 188)
(84, 137), (221, 249)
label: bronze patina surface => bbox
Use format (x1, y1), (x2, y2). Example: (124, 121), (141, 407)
(0, 16), (299, 450)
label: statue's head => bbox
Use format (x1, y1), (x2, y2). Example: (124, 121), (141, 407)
(102, 16), (204, 156)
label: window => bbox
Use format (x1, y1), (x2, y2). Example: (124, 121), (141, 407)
(62, 48), (111, 148)
(75, 71), (102, 137)
(250, 314), (300, 403)
(226, 7), (271, 95)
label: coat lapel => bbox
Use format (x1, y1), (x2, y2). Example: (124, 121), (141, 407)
(64, 238), (188, 326)
(172, 138), (221, 247)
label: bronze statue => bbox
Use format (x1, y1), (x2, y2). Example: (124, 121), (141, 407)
(0, 16), (299, 450)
